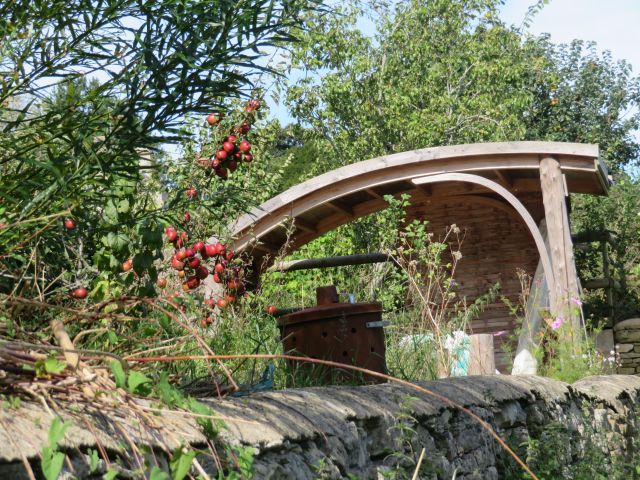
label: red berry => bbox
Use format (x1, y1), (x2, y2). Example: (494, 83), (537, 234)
(266, 305), (277, 315)
(214, 263), (225, 274)
(239, 122), (251, 134)
(217, 298), (228, 309)
(239, 140), (251, 153)
(64, 218), (76, 230)
(193, 241), (205, 253)
(205, 244), (217, 257)
(171, 257), (185, 270)
(226, 135), (237, 143)
(186, 187), (197, 198)
(157, 278), (167, 288)
(175, 249), (188, 261)
(166, 227), (178, 242)
(122, 259), (133, 272)
(185, 247), (196, 258)
(216, 167), (228, 179)
(206, 113), (218, 125)
(195, 266), (209, 280)
(213, 273), (222, 283)
(184, 211), (191, 222)
(214, 243), (225, 256)
(222, 141), (235, 153)
(188, 257), (201, 269)
(225, 250), (235, 261)
(228, 160), (238, 172)
(216, 150), (227, 160)
(227, 279), (239, 290)
(210, 158), (221, 169)
(71, 287), (88, 299)
(186, 276), (200, 289)
(243, 153), (253, 163)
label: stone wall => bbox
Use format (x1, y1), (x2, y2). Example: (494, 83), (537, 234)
(613, 318), (640, 374)
(1, 375), (639, 479)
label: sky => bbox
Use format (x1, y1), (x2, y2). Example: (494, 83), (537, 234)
(269, 0), (640, 125)
(500, 0), (640, 74)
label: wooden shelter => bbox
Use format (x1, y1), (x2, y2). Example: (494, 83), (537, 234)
(227, 142), (610, 371)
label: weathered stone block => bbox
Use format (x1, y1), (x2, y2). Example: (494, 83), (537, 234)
(617, 367), (636, 374)
(597, 329), (615, 355)
(616, 343), (635, 353)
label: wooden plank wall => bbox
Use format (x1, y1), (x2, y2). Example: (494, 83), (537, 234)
(406, 190), (543, 372)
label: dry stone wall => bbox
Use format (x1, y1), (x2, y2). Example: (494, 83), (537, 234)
(1, 375), (639, 479)
(614, 318), (640, 374)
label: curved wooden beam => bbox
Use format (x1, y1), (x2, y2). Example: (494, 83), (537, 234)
(231, 142), (602, 252)
(412, 173), (556, 305)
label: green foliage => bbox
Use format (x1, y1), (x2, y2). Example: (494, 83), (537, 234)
(223, 445), (255, 480)
(40, 416), (71, 480)
(169, 446), (196, 480)
(500, 406), (640, 479)
(535, 321), (609, 384)
(0, 0), (320, 299)
(572, 174), (640, 321)
(35, 356), (67, 376)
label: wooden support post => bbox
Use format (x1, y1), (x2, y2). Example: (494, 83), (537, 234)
(468, 334), (495, 375)
(539, 157), (580, 329)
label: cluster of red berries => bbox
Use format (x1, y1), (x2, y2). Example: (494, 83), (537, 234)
(164, 226), (245, 308)
(203, 99), (261, 180)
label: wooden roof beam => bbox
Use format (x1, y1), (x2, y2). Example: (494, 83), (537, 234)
(365, 188), (384, 200)
(326, 200), (353, 217)
(293, 217), (317, 234)
(494, 169), (512, 187)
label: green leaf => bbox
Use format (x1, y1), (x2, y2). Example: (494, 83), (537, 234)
(88, 448), (100, 473)
(169, 447), (196, 480)
(104, 469), (118, 480)
(127, 370), (152, 395)
(150, 467), (170, 480)
(41, 450), (66, 480)
(43, 357), (67, 375)
(110, 361), (126, 389)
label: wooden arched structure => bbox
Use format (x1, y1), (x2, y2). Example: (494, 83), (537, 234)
(227, 141), (609, 369)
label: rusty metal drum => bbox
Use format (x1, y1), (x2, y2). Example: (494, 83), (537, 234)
(277, 286), (386, 384)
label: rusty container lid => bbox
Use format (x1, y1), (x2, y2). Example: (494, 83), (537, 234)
(277, 302), (382, 328)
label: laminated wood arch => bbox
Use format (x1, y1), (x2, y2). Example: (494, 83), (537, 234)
(229, 142), (607, 271)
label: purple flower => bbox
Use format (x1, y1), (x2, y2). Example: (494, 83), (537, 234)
(551, 316), (563, 330)
(570, 296), (583, 306)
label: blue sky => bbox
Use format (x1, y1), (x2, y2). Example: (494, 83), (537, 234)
(269, 0), (640, 125)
